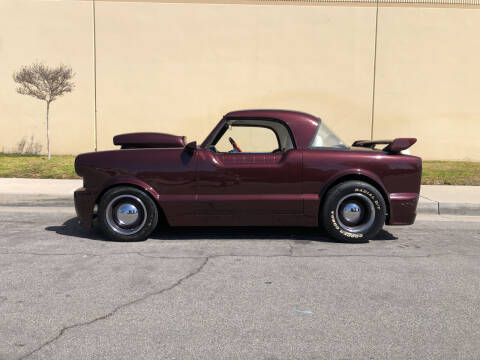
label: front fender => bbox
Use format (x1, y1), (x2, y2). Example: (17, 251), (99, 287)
(99, 176), (161, 203)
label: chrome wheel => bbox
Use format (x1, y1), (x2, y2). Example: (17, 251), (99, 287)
(106, 195), (147, 235)
(116, 203), (139, 226)
(335, 193), (375, 233)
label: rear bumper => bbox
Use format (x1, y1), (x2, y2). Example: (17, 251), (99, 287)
(387, 192), (419, 225)
(74, 187), (97, 228)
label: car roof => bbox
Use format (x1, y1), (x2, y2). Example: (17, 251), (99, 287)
(223, 109), (320, 149)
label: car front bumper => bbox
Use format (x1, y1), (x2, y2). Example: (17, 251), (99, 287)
(387, 192), (419, 225)
(74, 187), (97, 228)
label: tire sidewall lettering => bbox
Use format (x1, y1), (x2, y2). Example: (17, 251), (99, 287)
(330, 210), (364, 239)
(354, 187), (381, 210)
(330, 210), (340, 230)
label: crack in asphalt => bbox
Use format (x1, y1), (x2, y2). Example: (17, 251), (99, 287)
(288, 241), (294, 256)
(17, 257), (210, 360)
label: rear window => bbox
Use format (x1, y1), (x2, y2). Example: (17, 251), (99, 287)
(310, 122), (346, 148)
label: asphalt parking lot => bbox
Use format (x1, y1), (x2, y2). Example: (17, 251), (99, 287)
(1, 206), (479, 360)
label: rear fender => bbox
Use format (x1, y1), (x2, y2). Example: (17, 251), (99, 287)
(316, 169), (391, 223)
(319, 169), (388, 200)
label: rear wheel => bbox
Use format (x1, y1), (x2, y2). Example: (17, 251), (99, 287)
(98, 186), (158, 242)
(321, 181), (386, 243)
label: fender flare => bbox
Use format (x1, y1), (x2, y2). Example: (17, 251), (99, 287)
(319, 169), (391, 215)
(97, 176), (161, 204)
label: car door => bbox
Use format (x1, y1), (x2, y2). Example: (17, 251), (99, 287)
(194, 121), (303, 226)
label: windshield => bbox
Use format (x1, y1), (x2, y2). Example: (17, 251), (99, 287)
(310, 122), (347, 148)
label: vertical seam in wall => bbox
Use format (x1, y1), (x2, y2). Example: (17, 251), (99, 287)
(370, 0), (379, 140)
(92, 0), (98, 152)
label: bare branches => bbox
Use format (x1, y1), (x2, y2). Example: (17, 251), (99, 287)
(13, 63), (75, 160)
(13, 63), (75, 103)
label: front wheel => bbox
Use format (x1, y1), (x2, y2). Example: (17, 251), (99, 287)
(98, 186), (159, 242)
(321, 181), (386, 243)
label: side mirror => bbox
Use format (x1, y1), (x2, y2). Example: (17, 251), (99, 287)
(185, 141), (197, 154)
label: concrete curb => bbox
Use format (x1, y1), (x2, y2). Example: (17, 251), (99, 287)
(417, 199), (480, 216)
(419, 185), (480, 216)
(438, 203), (480, 216)
(417, 201), (439, 215)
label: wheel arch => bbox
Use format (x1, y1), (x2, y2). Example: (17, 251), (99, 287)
(95, 179), (169, 226)
(319, 173), (390, 223)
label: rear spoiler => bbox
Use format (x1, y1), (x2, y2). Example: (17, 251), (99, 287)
(352, 138), (417, 154)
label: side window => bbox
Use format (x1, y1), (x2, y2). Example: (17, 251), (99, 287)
(215, 126), (279, 153)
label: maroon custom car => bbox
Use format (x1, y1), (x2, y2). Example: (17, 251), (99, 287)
(74, 110), (421, 243)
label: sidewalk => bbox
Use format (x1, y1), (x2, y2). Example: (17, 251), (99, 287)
(419, 185), (480, 216)
(0, 178), (479, 215)
(0, 178), (82, 196)
(0, 178), (81, 207)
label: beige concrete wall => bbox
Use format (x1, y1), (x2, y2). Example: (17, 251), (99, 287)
(0, 0), (95, 155)
(373, 6), (480, 161)
(94, 2), (376, 151)
(0, 0), (479, 161)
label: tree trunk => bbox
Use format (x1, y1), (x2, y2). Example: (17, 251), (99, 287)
(46, 101), (51, 160)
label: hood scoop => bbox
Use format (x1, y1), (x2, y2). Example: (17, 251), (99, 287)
(113, 132), (186, 149)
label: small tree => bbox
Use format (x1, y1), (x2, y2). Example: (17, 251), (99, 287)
(13, 63), (75, 160)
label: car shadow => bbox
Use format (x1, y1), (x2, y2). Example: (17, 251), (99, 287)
(45, 218), (105, 241)
(45, 217), (398, 243)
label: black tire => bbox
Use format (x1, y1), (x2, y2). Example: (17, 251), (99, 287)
(321, 181), (386, 243)
(98, 186), (159, 242)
